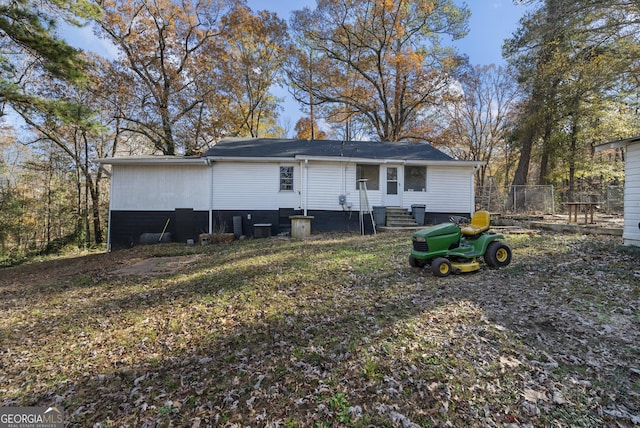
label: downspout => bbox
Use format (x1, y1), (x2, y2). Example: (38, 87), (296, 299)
(304, 159), (309, 216)
(471, 163), (481, 215)
(107, 185), (112, 252)
(206, 158), (213, 234)
(105, 164), (113, 252)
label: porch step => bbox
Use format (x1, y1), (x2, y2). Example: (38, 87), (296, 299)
(385, 207), (419, 227)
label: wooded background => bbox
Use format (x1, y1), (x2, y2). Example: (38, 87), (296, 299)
(1, 0), (638, 263)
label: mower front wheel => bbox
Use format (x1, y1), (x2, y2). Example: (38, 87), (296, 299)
(431, 257), (452, 277)
(409, 255), (426, 268)
(485, 241), (512, 268)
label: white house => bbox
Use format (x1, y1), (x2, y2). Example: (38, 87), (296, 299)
(596, 136), (640, 247)
(99, 138), (482, 249)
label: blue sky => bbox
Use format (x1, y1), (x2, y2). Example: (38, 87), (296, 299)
(59, 1), (529, 135)
(246, 0), (531, 129)
(65, 1), (529, 66)
(247, 0), (530, 66)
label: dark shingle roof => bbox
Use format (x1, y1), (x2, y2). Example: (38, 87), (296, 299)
(203, 138), (454, 161)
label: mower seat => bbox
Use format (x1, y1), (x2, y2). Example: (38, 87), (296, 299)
(461, 211), (491, 236)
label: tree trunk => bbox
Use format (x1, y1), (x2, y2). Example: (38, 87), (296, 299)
(507, 130), (534, 211)
(537, 121), (554, 185)
(160, 105), (176, 155)
(84, 133), (91, 246)
(567, 116), (579, 202)
(89, 179), (103, 245)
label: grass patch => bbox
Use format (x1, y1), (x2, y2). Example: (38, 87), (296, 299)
(1, 232), (638, 426)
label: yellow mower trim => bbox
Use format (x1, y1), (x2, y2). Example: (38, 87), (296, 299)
(451, 260), (481, 273)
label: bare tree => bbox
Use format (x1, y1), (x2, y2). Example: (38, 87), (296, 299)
(431, 64), (520, 187)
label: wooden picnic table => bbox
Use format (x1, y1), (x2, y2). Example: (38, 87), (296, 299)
(566, 202), (598, 224)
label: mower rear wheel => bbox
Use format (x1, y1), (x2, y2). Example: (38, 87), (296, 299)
(409, 255), (426, 268)
(485, 241), (512, 268)
(431, 257), (452, 277)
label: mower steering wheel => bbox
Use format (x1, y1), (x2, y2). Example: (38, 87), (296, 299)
(449, 216), (469, 226)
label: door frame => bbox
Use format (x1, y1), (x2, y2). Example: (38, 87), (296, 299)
(383, 165), (403, 206)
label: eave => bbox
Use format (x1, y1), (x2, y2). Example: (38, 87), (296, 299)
(595, 136), (640, 151)
(96, 156), (208, 165)
(204, 155), (484, 168)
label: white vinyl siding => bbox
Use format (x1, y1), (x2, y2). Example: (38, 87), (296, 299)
(107, 159), (477, 216)
(402, 191), (429, 208)
(623, 143), (640, 246)
(306, 162), (344, 209)
(425, 167), (475, 213)
(296, 162), (384, 211)
(212, 162), (300, 210)
(110, 164), (210, 210)
(302, 162), (474, 213)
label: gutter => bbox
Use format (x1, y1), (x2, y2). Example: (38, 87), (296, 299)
(297, 155), (484, 167)
(304, 159), (309, 216)
(205, 158), (213, 235)
(203, 156), (297, 163)
(106, 168), (114, 252)
(206, 155), (484, 168)
(96, 156), (208, 165)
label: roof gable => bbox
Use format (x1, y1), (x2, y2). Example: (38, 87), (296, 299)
(203, 138), (455, 162)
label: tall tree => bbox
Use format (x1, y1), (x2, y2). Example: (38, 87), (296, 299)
(217, 6), (289, 138)
(10, 54), (128, 246)
(0, 0), (99, 113)
(288, 0), (469, 142)
(97, 0), (236, 155)
(0, 129), (19, 252)
(504, 0), (640, 194)
(504, 0), (567, 190)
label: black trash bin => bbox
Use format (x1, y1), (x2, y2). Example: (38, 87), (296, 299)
(411, 204), (426, 226)
(233, 216), (243, 238)
(372, 206), (386, 227)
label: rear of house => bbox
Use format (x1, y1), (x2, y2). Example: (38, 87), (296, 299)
(100, 138), (482, 249)
(104, 156), (211, 248)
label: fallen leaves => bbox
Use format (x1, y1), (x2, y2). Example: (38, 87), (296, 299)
(0, 232), (639, 426)
(523, 388), (548, 403)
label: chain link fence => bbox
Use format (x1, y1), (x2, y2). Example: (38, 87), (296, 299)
(509, 185), (555, 214)
(567, 186), (624, 214)
(476, 184), (555, 214)
(476, 184), (624, 215)
(604, 186), (624, 214)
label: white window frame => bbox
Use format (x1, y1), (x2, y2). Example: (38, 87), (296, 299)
(404, 165), (427, 192)
(279, 166), (294, 192)
(356, 164), (380, 190)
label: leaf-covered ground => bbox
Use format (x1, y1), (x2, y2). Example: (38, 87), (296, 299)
(1, 231), (639, 427)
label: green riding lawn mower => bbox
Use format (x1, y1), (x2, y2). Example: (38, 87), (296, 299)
(409, 211), (512, 277)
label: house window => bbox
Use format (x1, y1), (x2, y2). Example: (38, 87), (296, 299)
(280, 166), (294, 191)
(405, 166), (426, 191)
(356, 164), (379, 190)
